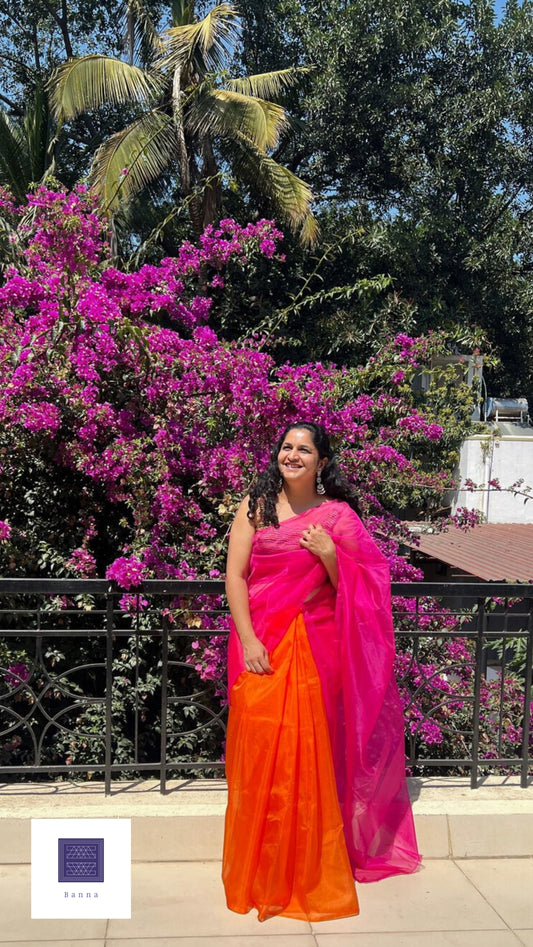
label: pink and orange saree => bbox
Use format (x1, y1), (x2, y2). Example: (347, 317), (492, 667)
(222, 500), (421, 922)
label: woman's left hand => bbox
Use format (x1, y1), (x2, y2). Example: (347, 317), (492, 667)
(299, 523), (336, 562)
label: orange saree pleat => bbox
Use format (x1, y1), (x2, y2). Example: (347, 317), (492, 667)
(222, 612), (359, 922)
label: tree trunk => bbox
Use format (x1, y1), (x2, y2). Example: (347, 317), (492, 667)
(201, 135), (222, 230)
(172, 66), (203, 237)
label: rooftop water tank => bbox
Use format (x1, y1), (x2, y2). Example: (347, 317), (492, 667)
(484, 397), (529, 423)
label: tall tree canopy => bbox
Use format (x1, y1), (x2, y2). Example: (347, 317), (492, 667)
(232, 0), (533, 399)
(0, 1), (532, 397)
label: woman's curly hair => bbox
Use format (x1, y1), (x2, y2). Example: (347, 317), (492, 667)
(248, 421), (359, 528)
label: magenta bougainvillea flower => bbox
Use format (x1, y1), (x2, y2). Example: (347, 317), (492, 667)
(5, 663), (30, 687)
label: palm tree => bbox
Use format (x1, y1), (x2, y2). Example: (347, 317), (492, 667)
(49, 2), (317, 244)
(0, 86), (54, 203)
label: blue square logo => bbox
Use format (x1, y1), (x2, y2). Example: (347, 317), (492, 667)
(58, 838), (104, 883)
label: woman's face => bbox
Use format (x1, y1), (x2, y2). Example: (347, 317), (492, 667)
(277, 427), (325, 487)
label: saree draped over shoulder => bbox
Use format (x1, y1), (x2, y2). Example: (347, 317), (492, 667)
(222, 500), (421, 922)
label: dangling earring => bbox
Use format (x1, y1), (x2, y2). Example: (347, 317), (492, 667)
(277, 475), (283, 492)
(316, 469), (325, 495)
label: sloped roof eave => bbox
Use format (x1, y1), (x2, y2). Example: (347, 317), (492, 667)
(403, 523), (533, 583)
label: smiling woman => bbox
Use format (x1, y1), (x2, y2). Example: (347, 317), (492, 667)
(222, 422), (421, 923)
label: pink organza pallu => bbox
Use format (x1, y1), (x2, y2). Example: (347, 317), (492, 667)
(224, 500), (421, 917)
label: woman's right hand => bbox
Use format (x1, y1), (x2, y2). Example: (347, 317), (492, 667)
(242, 635), (273, 675)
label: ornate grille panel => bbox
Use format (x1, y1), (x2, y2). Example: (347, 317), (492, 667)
(0, 579), (531, 791)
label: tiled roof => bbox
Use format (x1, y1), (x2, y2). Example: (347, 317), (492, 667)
(403, 523), (533, 582)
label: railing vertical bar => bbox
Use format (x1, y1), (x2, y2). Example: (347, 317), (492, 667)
(105, 588), (114, 796)
(410, 600), (420, 773)
(134, 597), (140, 768)
(498, 600), (508, 760)
(521, 597), (533, 788)
(35, 598), (42, 767)
(160, 613), (169, 793)
(470, 597), (486, 789)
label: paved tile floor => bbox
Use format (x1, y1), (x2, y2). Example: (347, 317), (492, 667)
(0, 857), (532, 946)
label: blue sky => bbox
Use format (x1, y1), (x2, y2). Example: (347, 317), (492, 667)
(494, 0), (507, 20)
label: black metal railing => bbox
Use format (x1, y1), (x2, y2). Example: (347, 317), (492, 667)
(0, 579), (531, 792)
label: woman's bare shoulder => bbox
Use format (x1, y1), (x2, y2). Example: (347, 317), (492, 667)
(235, 494), (251, 514)
(227, 496), (255, 571)
(232, 494), (264, 531)
(232, 494), (252, 524)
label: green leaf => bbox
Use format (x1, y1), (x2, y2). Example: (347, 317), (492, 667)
(159, 3), (239, 75)
(226, 67), (310, 100)
(189, 87), (288, 152)
(229, 134), (318, 244)
(0, 111), (32, 200)
(49, 55), (162, 122)
(89, 111), (176, 209)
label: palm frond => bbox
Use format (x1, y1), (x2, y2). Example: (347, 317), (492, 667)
(297, 212), (320, 248)
(48, 55), (162, 122)
(226, 68), (310, 100)
(189, 88), (288, 152)
(170, 0), (195, 27)
(230, 135), (318, 246)
(119, 0), (162, 63)
(0, 111), (32, 200)
(23, 86), (52, 182)
(89, 110), (176, 210)
(160, 3), (239, 75)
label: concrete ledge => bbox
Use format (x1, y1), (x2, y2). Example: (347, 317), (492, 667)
(1, 776), (532, 864)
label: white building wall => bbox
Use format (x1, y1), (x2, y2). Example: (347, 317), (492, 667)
(452, 433), (533, 524)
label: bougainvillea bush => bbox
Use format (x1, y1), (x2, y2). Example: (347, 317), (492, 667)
(0, 186), (528, 776)
(393, 596), (532, 773)
(0, 186), (477, 581)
